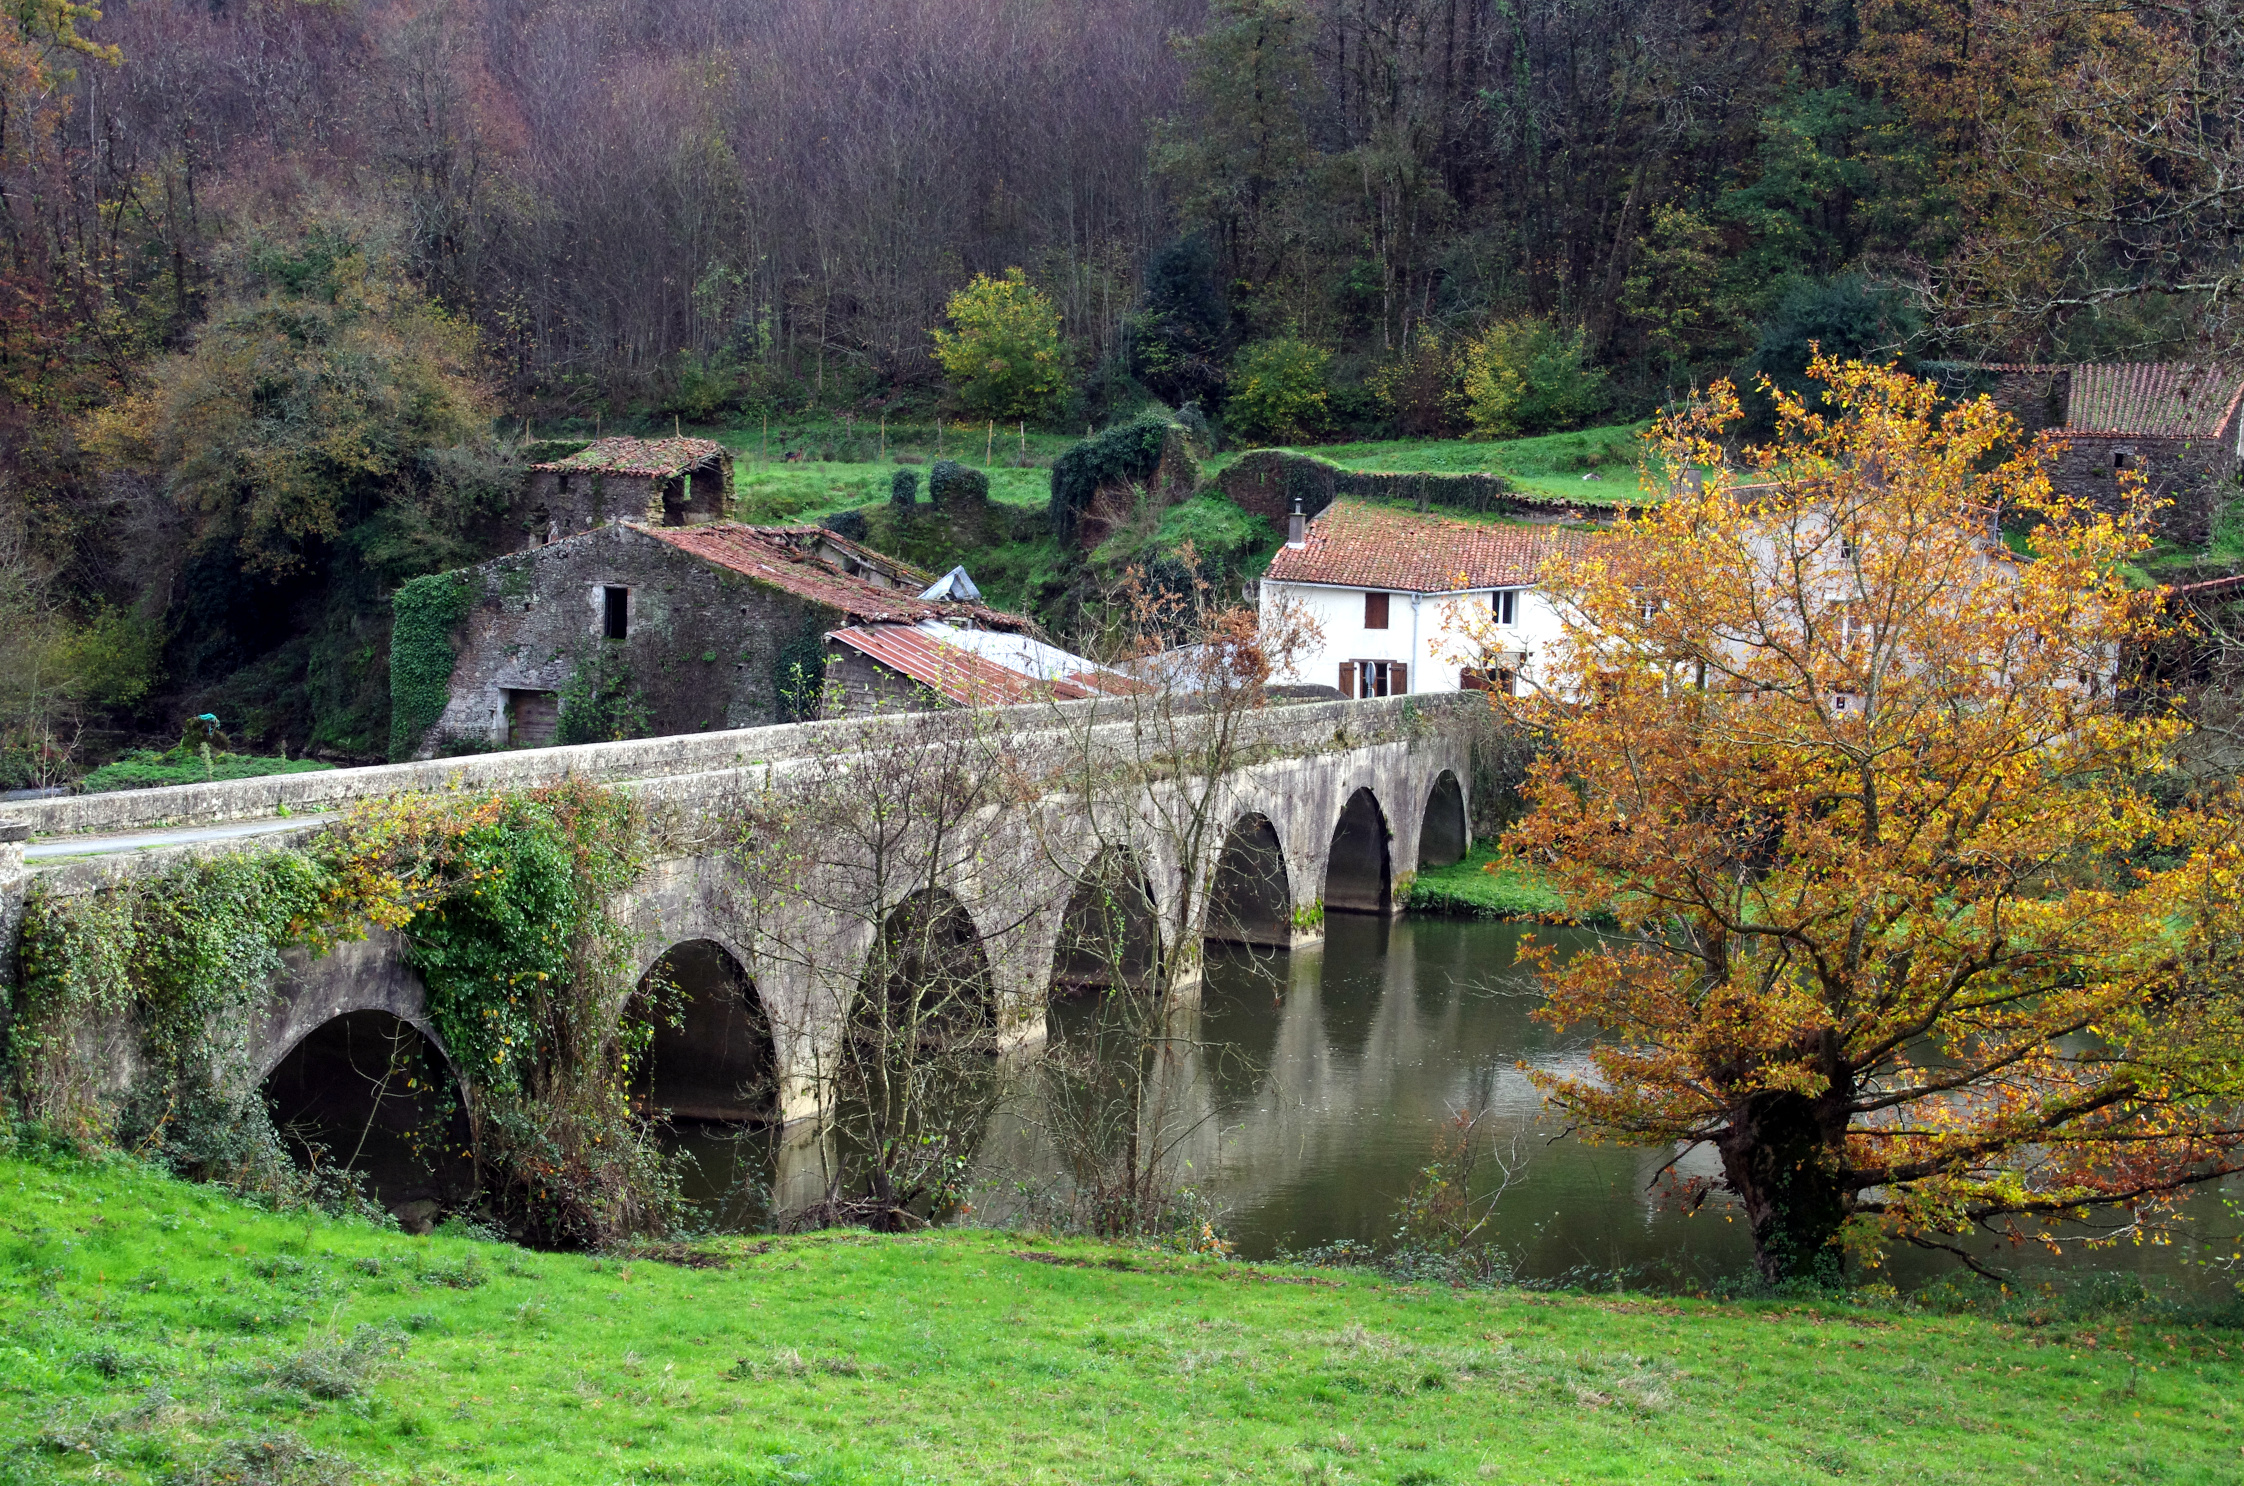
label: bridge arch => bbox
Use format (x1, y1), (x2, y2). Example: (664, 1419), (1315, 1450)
(860, 887), (997, 1042)
(635, 938), (776, 1122)
(1207, 811), (1295, 947)
(1050, 846), (1164, 996)
(261, 1007), (470, 1221)
(1324, 787), (1393, 914)
(1417, 769), (1468, 869)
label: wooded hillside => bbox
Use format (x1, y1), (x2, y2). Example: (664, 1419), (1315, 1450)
(6, 0), (2242, 771)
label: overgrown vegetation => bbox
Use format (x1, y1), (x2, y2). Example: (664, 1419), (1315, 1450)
(6, 781), (678, 1248)
(78, 747), (334, 794)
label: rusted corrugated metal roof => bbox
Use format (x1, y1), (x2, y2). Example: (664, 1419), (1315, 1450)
(635, 523), (1029, 630)
(829, 625), (1109, 706)
(1263, 500), (1586, 593)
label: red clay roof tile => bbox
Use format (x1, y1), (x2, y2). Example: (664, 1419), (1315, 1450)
(2060, 364), (2244, 437)
(1263, 500), (1586, 592)
(533, 436), (730, 479)
(828, 625), (1104, 706)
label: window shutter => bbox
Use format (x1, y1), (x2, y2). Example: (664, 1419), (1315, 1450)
(1392, 662), (1407, 695)
(1364, 591), (1389, 629)
(1339, 663), (1355, 698)
(1461, 668), (1487, 692)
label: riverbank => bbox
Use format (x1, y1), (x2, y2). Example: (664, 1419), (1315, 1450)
(1406, 843), (1607, 925)
(7, 1151), (2241, 1484)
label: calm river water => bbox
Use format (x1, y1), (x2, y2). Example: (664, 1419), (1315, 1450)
(674, 914), (2241, 1293)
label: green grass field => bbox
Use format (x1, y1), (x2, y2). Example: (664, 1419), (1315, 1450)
(1406, 845), (1575, 922)
(1205, 424), (1657, 503)
(8, 1149), (2243, 1484)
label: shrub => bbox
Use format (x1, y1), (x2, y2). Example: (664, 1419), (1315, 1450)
(1226, 338), (1329, 442)
(931, 267), (1068, 421)
(556, 646), (651, 746)
(890, 466), (920, 510)
(1368, 333), (1463, 436)
(79, 747), (334, 794)
(927, 460), (989, 511)
(1048, 413), (1175, 545)
(820, 508), (870, 542)
(1459, 317), (1610, 438)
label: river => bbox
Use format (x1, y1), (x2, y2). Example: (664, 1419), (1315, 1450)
(669, 913), (2243, 1294)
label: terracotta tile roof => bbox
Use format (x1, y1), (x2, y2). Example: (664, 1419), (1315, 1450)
(1263, 500), (1586, 592)
(2060, 364), (2244, 437)
(828, 625), (1110, 705)
(633, 523), (1030, 630)
(533, 436), (730, 478)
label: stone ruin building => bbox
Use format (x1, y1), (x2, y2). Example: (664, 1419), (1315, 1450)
(1965, 362), (2244, 546)
(516, 436), (734, 546)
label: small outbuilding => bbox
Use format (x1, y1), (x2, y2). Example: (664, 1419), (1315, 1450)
(1968, 362), (2243, 545)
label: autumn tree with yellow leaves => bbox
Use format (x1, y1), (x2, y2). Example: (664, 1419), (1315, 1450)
(1496, 358), (2244, 1284)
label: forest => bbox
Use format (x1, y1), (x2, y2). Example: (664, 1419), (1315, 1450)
(6, 0), (2244, 777)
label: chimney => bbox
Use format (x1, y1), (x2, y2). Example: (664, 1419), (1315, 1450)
(1287, 497), (1307, 548)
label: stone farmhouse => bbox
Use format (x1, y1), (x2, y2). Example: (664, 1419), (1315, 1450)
(515, 436), (734, 545)
(1968, 362), (2244, 545)
(397, 522), (1088, 758)
(1260, 500), (1585, 698)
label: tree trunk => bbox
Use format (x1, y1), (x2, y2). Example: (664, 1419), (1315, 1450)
(1716, 1090), (1852, 1285)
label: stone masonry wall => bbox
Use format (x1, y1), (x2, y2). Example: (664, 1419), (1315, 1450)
(418, 525), (840, 755)
(2043, 433), (2234, 547)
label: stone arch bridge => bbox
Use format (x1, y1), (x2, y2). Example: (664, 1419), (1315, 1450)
(2, 694), (1479, 1129)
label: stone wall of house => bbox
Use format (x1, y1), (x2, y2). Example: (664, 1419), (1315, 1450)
(2043, 433), (2234, 547)
(414, 526), (840, 756)
(822, 643), (950, 717)
(513, 470), (667, 547)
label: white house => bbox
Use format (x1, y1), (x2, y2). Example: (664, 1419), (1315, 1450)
(1260, 500), (1585, 697)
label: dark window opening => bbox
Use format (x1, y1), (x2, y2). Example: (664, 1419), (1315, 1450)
(603, 586), (629, 640)
(2114, 450), (2136, 471)
(1364, 591), (1390, 629)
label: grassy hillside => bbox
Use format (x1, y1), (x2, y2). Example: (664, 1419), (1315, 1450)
(1208, 423), (1657, 502)
(6, 1148), (2243, 1484)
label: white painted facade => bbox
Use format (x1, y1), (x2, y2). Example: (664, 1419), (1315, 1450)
(1261, 578), (1568, 696)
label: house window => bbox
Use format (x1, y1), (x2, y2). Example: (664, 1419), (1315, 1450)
(603, 585), (629, 640)
(2113, 450), (2135, 471)
(1462, 667), (1516, 696)
(1340, 659), (1406, 697)
(1491, 589), (1518, 626)
(1364, 591), (1390, 630)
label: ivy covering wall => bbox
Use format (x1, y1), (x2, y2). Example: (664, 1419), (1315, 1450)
(5, 781), (677, 1246)
(388, 570), (483, 761)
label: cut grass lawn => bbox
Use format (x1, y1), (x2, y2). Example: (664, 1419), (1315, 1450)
(8, 1151), (2243, 1484)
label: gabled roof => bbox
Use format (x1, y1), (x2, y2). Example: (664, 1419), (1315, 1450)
(632, 523), (1030, 630)
(1262, 500), (1587, 593)
(828, 622), (1131, 706)
(2058, 363), (2244, 438)
(533, 436), (730, 478)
